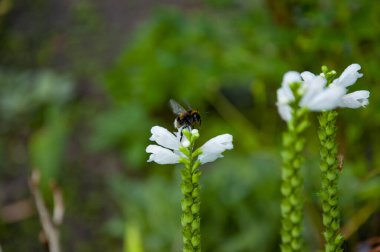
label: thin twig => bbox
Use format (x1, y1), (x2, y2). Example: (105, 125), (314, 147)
(29, 169), (64, 252)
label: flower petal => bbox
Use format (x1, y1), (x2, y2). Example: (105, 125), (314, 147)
(149, 126), (181, 150)
(299, 76), (327, 107)
(339, 90), (370, 108)
(282, 71), (301, 87)
(331, 63), (363, 87)
(304, 85), (346, 111)
(146, 145), (180, 164)
(300, 71), (316, 82)
(276, 103), (292, 122)
(198, 134), (233, 164)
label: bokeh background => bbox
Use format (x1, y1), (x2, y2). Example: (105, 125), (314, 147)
(1, 0), (380, 251)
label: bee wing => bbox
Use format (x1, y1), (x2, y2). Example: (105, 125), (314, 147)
(169, 99), (186, 115)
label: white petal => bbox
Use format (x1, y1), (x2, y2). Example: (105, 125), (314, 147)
(277, 86), (294, 104)
(276, 103), (292, 122)
(149, 126), (181, 150)
(304, 86), (346, 111)
(146, 145), (180, 164)
(331, 63), (363, 87)
(299, 76), (327, 107)
(198, 134), (233, 164)
(339, 90), (370, 108)
(282, 71), (301, 87)
(300, 71), (316, 82)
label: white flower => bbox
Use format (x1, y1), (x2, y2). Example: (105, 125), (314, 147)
(300, 75), (346, 111)
(276, 71), (346, 121)
(149, 126), (181, 150)
(276, 63), (369, 121)
(329, 63), (370, 109)
(146, 126), (233, 165)
(331, 63), (363, 88)
(198, 134), (233, 164)
(276, 71), (301, 121)
(146, 145), (180, 164)
(147, 126), (183, 164)
(339, 90), (370, 108)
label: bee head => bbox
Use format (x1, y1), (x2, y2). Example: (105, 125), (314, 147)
(192, 111), (201, 125)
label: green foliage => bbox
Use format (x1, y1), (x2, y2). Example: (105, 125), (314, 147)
(2, 0), (380, 251)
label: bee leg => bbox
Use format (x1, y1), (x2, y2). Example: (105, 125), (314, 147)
(180, 130), (183, 141)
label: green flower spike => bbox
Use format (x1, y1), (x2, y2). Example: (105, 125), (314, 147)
(280, 81), (310, 252)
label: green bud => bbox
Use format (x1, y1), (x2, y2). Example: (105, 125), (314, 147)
(281, 231), (292, 243)
(192, 217), (200, 230)
(291, 226), (301, 237)
(327, 172), (336, 181)
(192, 171), (201, 183)
(319, 131), (327, 141)
(291, 239), (302, 250)
(320, 163), (328, 172)
(191, 236), (200, 247)
(181, 182), (193, 194)
(281, 203), (291, 214)
(181, 169), (191, 179)
(323, 215), (332, 226)
(290, 177), (300, 187)
(192, 187), (200, 197)
(295, 139), (305, 152)
(191, 202), (200, 214)
(326, 157), (336, 166)
(281, 184), (292, 196)
(179, 146), (191, 158)
(182, 129), (191, 140)
(183, 245), (193, 252)
(182, 213), (193, 224)
(290, 212), (301, 223)
(192, 148), (202, 158)
(326, 127), (334, 136)
(289, 195), (299, 206)
(281, 150), (295, 161)
(325, 142), (335, 150)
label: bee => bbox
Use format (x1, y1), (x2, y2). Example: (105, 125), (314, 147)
(170, 99), (201, 132)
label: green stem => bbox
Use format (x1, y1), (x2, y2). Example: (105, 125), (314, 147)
(318, 111), (344, 252)
(280, 84), (309, 252)
(180, 147), (201, 252)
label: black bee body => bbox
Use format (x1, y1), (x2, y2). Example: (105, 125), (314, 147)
(170, 99), (201, 132)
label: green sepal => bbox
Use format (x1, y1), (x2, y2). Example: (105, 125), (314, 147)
(179, 146), (191, 158)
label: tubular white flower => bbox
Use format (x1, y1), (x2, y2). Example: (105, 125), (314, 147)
(146, 145), (180, 164)
(331, 63), (363, 88)
(276, 71), (301, 121)
(300, 76), (346, 111)
(150, 126), (181, 150)
(339, 90), (370, 108)
(198, 134), (233, 164)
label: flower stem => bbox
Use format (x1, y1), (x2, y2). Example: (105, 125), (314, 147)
(280, 83), (309, 252)
(318, 111), (344, 252)
(180, 135), (201, 252)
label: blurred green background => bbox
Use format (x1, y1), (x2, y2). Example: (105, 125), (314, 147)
(1, 0), (380, 251)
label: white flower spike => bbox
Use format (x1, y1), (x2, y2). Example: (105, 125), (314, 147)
(276, 63), (369, 121)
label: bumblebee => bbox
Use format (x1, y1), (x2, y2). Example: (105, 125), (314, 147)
(170, 99), (201, 131)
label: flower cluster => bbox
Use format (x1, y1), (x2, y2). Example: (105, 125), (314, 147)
(277, 63), (370, 121)
(146, 126), (233, 165)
